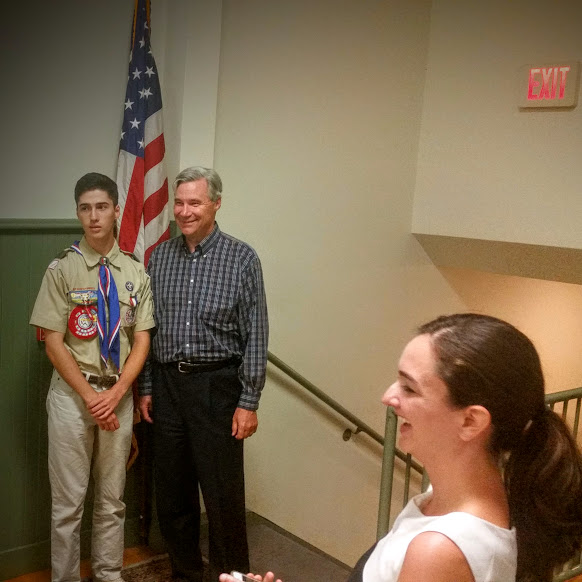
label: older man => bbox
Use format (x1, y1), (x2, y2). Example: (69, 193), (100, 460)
(139, 166), (269, 582)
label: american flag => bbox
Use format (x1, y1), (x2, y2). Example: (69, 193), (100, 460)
(116, 0), (170, 266)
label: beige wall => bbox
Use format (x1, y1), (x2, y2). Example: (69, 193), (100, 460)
(207, 0), (465, 564)
(1, 0), (134, 219)
(413, 0), (582, 249)
(440, 267), (582, 394)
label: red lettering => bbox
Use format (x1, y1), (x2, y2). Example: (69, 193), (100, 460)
(551, 68), (558, 99)
(558, 66), (570, 99)
(528, 68), (541, 100)
(540, 68), (552, 99)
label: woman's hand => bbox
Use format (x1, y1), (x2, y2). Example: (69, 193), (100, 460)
(219, 572), (282, 582)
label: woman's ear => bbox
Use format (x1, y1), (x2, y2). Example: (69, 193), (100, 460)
(458, 405), (491, 442)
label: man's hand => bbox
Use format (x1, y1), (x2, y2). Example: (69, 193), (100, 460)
(87, 387), (123, 421)
(139, 395), (154, 424)
(231, 407), (258, 440)
(97, 413), (120, 431)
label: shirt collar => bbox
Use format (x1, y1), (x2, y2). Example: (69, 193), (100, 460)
(79, 236), (121, 268)
(181, 222), (221, 256)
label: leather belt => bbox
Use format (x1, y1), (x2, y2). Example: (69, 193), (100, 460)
(168, 356), (241, 374)
(84, 373), (119, 388)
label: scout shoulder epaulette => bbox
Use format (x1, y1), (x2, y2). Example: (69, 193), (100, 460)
(51, 240), (82, 262)
(57, 246), (78, 260)
(47, 246), (76, 270)
(120, 249), (140, 262)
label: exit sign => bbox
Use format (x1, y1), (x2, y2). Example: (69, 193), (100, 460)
(519, 61), (580, 108)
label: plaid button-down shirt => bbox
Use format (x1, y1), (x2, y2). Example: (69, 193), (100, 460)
(139, 223), (268, 410)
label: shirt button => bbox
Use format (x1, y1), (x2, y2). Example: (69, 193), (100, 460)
(186, 322), (190, 326)
(188, 300), (192, 304)
(190, 279), (194, 283)
(186, 344), (189, 348)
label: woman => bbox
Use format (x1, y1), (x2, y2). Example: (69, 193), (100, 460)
(220, 314), (582, 582)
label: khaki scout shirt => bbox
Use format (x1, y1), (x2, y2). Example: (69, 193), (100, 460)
(30, 237), (155, 376)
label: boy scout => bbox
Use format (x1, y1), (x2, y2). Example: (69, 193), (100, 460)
(30, 173), (154, 582)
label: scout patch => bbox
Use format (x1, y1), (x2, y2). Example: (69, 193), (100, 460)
(68, 305), (98, 338)
(124, 308), (136, 325)
(125, 281), (134, 292)
(70, 289), (98, 305)
(48, 259), (59, 270)
(124, 295), (138, 325)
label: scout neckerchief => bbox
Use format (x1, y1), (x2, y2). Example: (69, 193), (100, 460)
(71, 241), (121, 371)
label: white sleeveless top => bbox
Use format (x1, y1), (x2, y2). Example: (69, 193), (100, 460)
(363, 490), (517, 582)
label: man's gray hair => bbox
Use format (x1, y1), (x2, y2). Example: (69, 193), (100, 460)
(172, 166), (223, 202)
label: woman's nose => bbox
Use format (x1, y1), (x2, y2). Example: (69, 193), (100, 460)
(382, 382), (399, 407)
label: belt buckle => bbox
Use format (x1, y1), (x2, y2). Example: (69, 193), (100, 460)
(86, 373), (99, 386)
(92, 374), (118, 388)
(177, 361), (192, 373)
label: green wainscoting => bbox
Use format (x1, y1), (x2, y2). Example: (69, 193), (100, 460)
(0, 221), (150, 579)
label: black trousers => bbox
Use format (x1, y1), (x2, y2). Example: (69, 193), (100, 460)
(346, 542), (377, 582)
(152, 361), (249, 582)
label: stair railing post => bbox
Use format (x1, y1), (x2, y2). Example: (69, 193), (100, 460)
(377, 406), (398, 540)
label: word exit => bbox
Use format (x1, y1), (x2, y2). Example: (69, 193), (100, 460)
(519, 61), (580, 108)
(528, 66), (570, 100)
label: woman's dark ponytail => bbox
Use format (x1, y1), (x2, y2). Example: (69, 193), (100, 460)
(505, 408), (582, 581)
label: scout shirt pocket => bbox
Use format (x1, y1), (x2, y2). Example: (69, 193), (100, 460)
(119, 290), (139, 328)
(67, 289), (98, 340)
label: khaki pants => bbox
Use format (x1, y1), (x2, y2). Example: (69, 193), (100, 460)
(46, 371), (133, 582)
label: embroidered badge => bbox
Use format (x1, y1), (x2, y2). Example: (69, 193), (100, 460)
(70, 289), (98, 305)
(48, 259), (59, 270)
(125, 281), (134, 292)
(68, 305), (98, 338)
(124, 308), (136, 325)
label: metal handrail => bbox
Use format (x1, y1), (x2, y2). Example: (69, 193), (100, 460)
(546, 386), (582, 437)
(267, 351), (423, 473)
(268, 351), (382, 443)
(545, 386), (582, 405)
(377, 407), (398, 538)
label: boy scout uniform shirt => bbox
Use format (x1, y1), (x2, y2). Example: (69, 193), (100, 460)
(30, 237), (155, 376)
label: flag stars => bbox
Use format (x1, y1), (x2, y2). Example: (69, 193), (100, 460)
(139, 37), (146, 48)
(145, 66), (155, 78)
(138, 138), (145, 149)
(124, 99), (134, 110)
(139, 87), (153, 99)
(132, 67), (142, 79)
(129, 118), (141, 129)
(120, 130), (125, 140)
